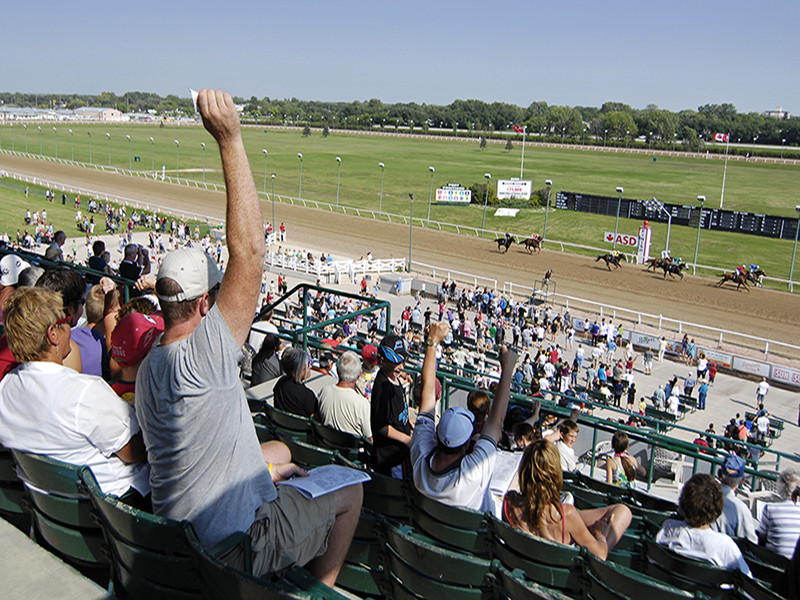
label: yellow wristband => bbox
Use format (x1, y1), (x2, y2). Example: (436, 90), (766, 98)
(267, 463), (273, 474)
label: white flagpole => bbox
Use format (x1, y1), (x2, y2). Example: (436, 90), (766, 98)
(520, 126), (527, 179)
(720, 134), (730, 209)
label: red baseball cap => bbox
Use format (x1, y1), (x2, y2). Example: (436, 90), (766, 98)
(361, 344), (378, 367)
(111, 313), (164, 367)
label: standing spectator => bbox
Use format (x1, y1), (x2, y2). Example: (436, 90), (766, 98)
(684, 372), (697, 398)
(370, 334), (413, 478)
(658, 336), (667, 362)
(756, 377), (770, 405)
(756, 469), (800, 559)
(135, 90), (360, 584)
(696, 352), (708, 379)
(643, 347), (654, 375)
(317, 351), (372, 440)
(698, 380), (709, 410)
(708, 361), (718, 385)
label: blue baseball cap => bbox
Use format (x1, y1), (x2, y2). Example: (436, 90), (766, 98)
(721, 454), (745, 479)
(437, 407), (475, 448)
(379, 334), (409, 363)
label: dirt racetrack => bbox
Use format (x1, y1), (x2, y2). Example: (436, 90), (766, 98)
(2, 153), (799, 355)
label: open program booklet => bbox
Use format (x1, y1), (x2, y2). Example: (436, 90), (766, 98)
(277, 465), (372, 499)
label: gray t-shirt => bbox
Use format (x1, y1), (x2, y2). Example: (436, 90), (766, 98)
(136, 305), (276, 546)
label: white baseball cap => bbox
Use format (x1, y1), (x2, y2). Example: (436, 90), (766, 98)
(0, 254), (31, 287)
(156, 247), (222, 303)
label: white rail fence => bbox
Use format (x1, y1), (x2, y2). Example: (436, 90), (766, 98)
(264, 251), (405, 285)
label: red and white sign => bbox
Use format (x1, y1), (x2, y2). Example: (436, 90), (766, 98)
(497, 179), (532, 200)
(603, 232), (638, 247)
(771, 365), (800, 388)
(713, 132), (730, 143)
(512, 124), (525, 133)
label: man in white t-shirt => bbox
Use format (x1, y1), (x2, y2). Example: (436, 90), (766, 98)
(411, 322), (516, 513)
(317, 351), (372, 440)
(756, 378), (770, 405)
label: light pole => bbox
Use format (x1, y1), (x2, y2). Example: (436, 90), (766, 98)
(68, 128), (73, 161)
(377, 161), (384, 214)
(271, 173), (276, 235)
(427, 166), (435, 221)
(262, 149), (268, 195)
(37, 125), (42, 155)
(201, 142), (206, 184)
(542, 179), (553, 241)
(174, 139), (180, 179)
(87, 131), (92, 164)
(408, 193), (414, 272)
(693, 195), (706, 274)
(790, 205), (800, 292)
(106, 132), (111, 166)
(297, 153), (303, 200)
(126, 134), (131, 170)
(604, 129), (608, 148)
(781, 138), (787, 160)
(625, 130), (630, 149)
(149, 137), (154, 172)
(52, 127), (58, 159)
(335, 157), (342, 208)
(22, 124), (27, 153)
(613, 186), (624, 251)
(481, 173), (491, 234)
(9, 124), (13, 151)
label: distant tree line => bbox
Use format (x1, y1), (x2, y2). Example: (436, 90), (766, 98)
(2, 91), (797, 153)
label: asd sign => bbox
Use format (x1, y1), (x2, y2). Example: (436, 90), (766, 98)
(603, 232), (638, 247)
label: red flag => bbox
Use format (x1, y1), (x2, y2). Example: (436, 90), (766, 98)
(512, 125), (525, 133)
(713, 133), (730, 143)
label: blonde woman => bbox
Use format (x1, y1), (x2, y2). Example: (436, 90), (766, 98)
(503, 439), (632, 559)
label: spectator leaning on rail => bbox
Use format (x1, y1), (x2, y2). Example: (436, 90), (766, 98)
(134, 89), (361, 585)
(411, 321), (517, 513)
(710, 453), (757, 543)
(0, 286), (150, 504)
(317, 350), (373, 441)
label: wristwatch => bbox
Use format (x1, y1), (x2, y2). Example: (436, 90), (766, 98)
(426, 339), (436, 347)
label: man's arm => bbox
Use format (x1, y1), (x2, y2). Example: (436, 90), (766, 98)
(114, 432), (147, 464)
(419, 322), (449, 415)
(198, 89), (265, 347)
(482, 346), (517, 443)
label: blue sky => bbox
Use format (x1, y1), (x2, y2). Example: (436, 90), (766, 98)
(4, 0), (798, 113)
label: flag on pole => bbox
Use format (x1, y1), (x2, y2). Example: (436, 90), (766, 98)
(713, 132), (730, 143)
(513, 125), (525, 133)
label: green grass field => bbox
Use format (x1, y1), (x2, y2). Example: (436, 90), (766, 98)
(2, 122), (799, 286)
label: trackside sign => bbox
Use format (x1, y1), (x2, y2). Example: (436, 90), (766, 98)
(603, 232), (638, 247)
(497, 179), (532, 200)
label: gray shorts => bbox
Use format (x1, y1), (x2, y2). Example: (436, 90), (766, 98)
(222, 486), (337, 578)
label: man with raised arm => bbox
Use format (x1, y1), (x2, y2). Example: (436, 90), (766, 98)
(411, 321), (517, 512)
(135, 89), (361, 586)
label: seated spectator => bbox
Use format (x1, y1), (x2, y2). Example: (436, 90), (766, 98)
(757, 469), (800, 559)
(354, 343), (378, 400)
(548, 419), (580, 471)
(317, 351), (372, 440)
(411, 322), (516, 512)
(87, 240), (113, 284)
(606, 431), (645, 487)
(503, 439), (631, 559)
(135, 90), (360, 585)
(0, 254), (31, 324)
(111, 312), (164, 405)
(273, 347), (318, 417)
(709, 454), (757, 543)
(370, 333), (414, 478)
(248, 307), (278, 353)
(0, 287), (149, 500)
(467, 388), (492, 436)
(35, 267), (87, 373)
(656, 473), (751, 575)
(250, 333), (283, 386)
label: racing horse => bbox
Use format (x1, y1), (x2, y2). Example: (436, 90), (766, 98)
(661, 262), (687, 280)
(716, 271), (750, 291)
(748, 268), (766, 287)
(494, 234), (516, 253)
(596, 253), (626, 270)
(644, 256), (671, 272)
(520, 236), (543, 253)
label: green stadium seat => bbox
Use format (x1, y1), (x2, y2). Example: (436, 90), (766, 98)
(361, 469), (411, 521)
(407, 485), (490, 556)
(379, 520), (491, 600)
(484, 561), (573, 600)
(310, 420), (371, 463)
(11, 450), (107, 576)
(79, 467), (250, 600)
(264, 404), (314, 442)
(485, 515), (583, 594)
(582, 552), (702, 600)
(641, 539), (737, 598)
(335, 508), (384, 597)
(0, 444), (30, 532)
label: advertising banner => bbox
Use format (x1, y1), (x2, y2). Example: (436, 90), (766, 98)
(436, 183), (471, 205)
(603, 232), (638, 247)
(497, 179), (532, 200)
(731, 357), (771, 378)
(699, 348), (733, 369)
(770, 365), (800, 388)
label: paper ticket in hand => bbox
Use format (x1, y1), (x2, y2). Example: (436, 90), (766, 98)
(189, 88), (199, 113)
